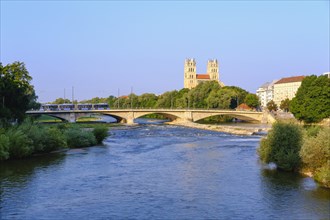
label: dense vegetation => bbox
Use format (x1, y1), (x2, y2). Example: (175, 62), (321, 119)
(258, 122), (330, 188)
(78, 81), (258, 110)
(0, 62), (39, 125)
(258, 123), (302, 171)
(0, 120), (109, 161)
(290, 75), (330, 123)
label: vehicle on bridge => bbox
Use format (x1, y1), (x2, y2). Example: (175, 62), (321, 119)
(77, 103), (93, 110)
(93, 103), (109, 110)
(39, 103), (109, 111)
(59, 104), (75, 110)
(41, 104), (59, 111)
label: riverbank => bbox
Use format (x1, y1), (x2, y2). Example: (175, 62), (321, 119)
(167, 121), (271, 135)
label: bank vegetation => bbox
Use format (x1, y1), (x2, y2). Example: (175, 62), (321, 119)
(0, 120), (109, 161)
(258, 122), (330, 188)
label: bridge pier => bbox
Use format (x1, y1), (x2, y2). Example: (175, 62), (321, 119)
(184, 111), (193, 122)
(69, 113), (76, 123)
(125, 112), (135, 125)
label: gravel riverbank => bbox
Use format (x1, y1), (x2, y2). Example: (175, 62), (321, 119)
(168, 121), (270, 135)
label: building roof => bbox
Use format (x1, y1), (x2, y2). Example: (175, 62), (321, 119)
(275, 76), (305, 84)
(196, 74), (210, 79)
(236, 103), (252, 110)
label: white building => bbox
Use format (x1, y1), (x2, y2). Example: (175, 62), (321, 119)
(256, 80), (278, 107)
(273, 76), (305, 106)
(323, 72), (330, 78)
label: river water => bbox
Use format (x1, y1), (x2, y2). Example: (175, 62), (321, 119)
(1, 123), (329, 219)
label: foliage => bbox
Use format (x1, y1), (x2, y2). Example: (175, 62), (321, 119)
(93, 125), (109, 144)
(6, 128), (34, 159)
(279, 98), (290, 112)
(244, 94), (260, 108)
(266, 100), (278, 112)
(300, 127), (330, 173)
(0, 120), (105, 160)
(65, 127), (96, 148)
(290, 75), (330, 123)
(91, 81), (252, 112)
(0, 134), (10, 160)
(52, 98), (71, 104)
(258, 122), (302, 171)
(0, 62), (39, 123)
(304, 125), (322, 137)
(314, 161), (330, 188)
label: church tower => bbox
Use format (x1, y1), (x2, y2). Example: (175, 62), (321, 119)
(207, 59), (219, 81)
(184, 58), (197, 89)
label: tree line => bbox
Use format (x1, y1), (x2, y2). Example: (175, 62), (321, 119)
(60, 81), (260, 110)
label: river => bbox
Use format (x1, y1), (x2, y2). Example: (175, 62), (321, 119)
(1, 122), (329, 219)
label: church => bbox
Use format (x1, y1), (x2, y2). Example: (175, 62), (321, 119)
(183, 58), (224, 89)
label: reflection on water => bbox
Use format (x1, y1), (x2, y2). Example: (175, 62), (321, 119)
(0, 123), (329, 219)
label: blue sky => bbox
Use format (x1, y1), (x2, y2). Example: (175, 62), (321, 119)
(1, 1), (329, 102)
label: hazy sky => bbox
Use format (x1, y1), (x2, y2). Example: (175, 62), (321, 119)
(1, 1), (329, 102)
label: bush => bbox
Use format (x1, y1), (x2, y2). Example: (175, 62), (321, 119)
(26, 125), (47, 152)
(42, 127), (67, 152)
(0, 134), (10, 160)
(304, 125), (322, 137)
(93, 125), (109, 144)
(6, 129), (34, 159)
(258, 122), (303, 171)
(65, 127), (96, 148)
(300, 127), (330, 173)
(314, 161), (330, 188)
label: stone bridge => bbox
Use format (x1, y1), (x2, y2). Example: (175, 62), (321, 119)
(26, 109), (275, 124)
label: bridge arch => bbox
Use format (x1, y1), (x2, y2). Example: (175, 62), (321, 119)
(192, 112), (261, 123)
(133, 112), (182, 122)
(101, 113), (127, 123)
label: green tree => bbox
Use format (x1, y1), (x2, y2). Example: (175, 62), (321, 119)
(107, 95), (117, 108)
(244, 94), (260, 108)
(52, 98), (71, 104)
(300, 127), (330, 187)
(258, 122), (302, 171)
(138, 93), (158, 108)
(93, 125), (109, 144)
(280, 98), (291, 112)
(156, 90), (177, 108)
(188, 81), (221, 108)
(290, 75), (330, 123)
(266, 100), (278, 112)
(0, 62), (39, 123)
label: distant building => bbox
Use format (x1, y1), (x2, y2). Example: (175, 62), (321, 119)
(273, 76), (305, 106)
(256, 80), (278, 107)
(323, 72), (330, 78)
(236, 103), (252, 111)
(184, 58), (224, 89)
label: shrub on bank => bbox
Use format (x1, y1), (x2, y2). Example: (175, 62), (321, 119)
(93, 125), (109, 144)
(41, 127), (67, 152)
(314, 162), (330, 188)
(0, 121), (103, 160)
(6, 129), (34, 159)
(300, 127), (330, 187)
(259, 123), (330, 188)
(0, 134), (10, 160)
(258, 122), (302, 171)
(65, 127), (96, 148)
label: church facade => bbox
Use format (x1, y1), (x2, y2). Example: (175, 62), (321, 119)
(184, 58), (224, 89)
